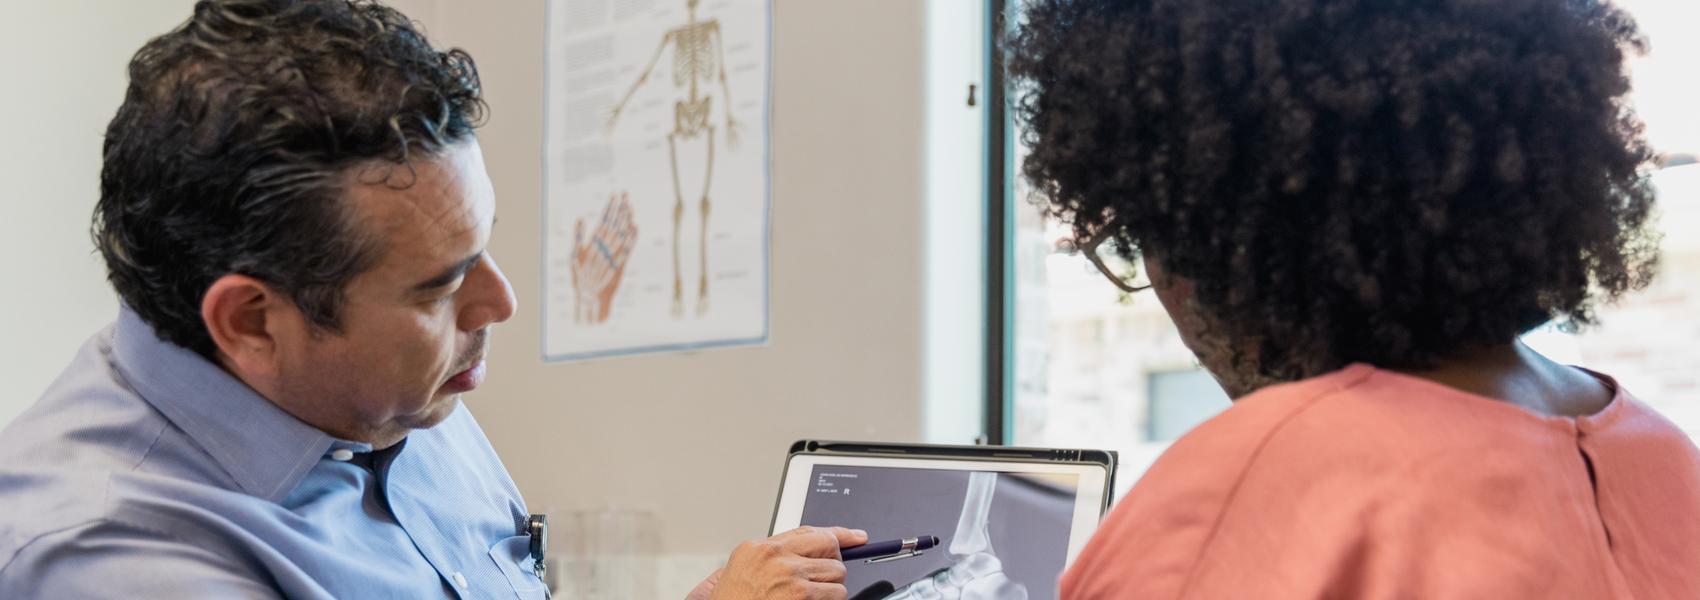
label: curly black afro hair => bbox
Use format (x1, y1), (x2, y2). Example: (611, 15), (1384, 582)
(1008, 0), (1661, 383)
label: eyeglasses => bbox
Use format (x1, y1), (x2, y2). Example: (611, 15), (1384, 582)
(1080, 227), (1152, 294)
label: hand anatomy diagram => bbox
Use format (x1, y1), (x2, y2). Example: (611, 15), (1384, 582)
(572, 192), (638, 323)
(605, 0), (737, 318)
(883, 472), (1029, 600)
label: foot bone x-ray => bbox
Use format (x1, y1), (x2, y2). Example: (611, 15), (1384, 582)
(882, 472), (1028, 600)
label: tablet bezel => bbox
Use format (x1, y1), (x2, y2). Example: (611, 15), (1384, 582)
(769, 440), (1116, 566)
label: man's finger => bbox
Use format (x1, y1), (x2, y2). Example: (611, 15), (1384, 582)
(769, 525), (819, 540)
(794, 556), (848, 584)
(803, 581), (849, 600)
(814, 526), (869, 553)
(775, 526), (868, 546)
(829, 526), (870, 548)
(775, 526), (867, 558)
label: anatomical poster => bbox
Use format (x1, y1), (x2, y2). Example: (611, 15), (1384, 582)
(543, 0), (770, 360)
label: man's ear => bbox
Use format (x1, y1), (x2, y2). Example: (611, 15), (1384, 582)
(200, 274), (287, 377)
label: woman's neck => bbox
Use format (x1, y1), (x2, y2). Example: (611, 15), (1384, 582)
(1394, 341), (1614, 417)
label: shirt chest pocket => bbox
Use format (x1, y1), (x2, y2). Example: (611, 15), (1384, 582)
(488, 534), (548, 598)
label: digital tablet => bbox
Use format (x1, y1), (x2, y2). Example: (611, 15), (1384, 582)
(770, 440), (1116, 600)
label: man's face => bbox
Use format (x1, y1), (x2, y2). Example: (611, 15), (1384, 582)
(273, 140), (515, 446)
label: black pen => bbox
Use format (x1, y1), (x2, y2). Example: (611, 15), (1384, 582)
(841, 535), (940, 563)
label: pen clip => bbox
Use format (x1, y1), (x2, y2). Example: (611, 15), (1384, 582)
(865, 550), (924, 564)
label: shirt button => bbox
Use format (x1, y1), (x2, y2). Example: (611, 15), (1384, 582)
(451, 571), (468, 589)
(330, 449), (355, 461)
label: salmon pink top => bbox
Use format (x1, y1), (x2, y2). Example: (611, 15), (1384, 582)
(1061, 364), (1700, 599)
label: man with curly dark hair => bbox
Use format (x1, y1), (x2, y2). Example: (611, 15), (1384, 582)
(1008, 0), (1700, 597)
(0, 1), (863, 598)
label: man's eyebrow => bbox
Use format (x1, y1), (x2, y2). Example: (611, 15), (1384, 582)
(412, 252), (484, 292)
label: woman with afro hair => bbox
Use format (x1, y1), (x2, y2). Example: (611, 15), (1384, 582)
(1007, 0), (1700, 597)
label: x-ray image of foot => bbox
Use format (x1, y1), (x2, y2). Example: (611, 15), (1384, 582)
(881, 472), (1028, 600)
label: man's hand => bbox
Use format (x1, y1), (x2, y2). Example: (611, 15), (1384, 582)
(687, 526), (868, 600)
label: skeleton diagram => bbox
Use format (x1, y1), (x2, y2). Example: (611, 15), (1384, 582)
(606, 0), (738, 317)
(885, 472), (1029, 600)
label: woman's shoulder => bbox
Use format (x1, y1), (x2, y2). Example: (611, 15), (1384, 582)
(1060, 364), (1385, 598)
(1060, 363), (1667, 598)
(1132, 363), (1421, 492)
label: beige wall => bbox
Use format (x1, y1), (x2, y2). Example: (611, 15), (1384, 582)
(429, 0), (932, 565)
(0, 0), (200, 424)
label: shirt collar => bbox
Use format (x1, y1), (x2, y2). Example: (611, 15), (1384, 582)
(111, 306), (369, 502)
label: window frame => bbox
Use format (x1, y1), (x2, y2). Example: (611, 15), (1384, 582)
(984, 0), (1015, 445)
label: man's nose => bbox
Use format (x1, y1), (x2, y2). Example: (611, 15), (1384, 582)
(461, 253), (518, 330)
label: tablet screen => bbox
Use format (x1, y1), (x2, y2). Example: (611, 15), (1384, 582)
(771, 455), (1109, 600)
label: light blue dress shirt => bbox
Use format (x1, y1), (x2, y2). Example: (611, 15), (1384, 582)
(0, 308), (547, 599)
